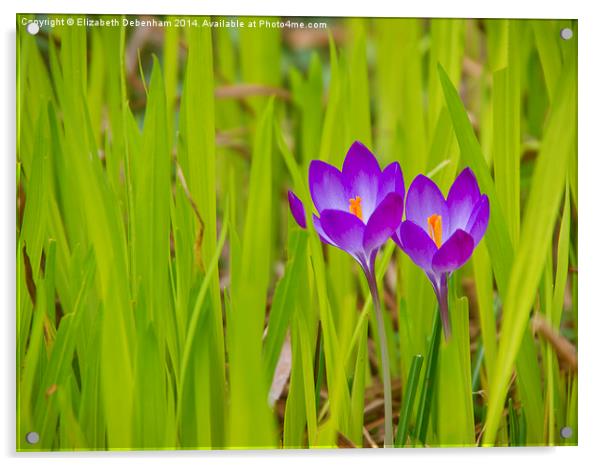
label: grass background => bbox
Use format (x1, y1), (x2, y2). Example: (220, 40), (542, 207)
(16, 15), (577, 450)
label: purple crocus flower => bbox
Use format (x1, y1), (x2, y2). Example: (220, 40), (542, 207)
(288, 141), (405, 277)
(287, 141), (404, 447)
(287, 191), (307, 229)
(394, 167), (489, 338)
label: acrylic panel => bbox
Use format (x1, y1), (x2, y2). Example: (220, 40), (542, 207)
(16, 14), (578, 451)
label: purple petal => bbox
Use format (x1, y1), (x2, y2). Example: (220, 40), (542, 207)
(288, 191), (307, 229)
(320, 209), (367, 260)
(466, 195), (490, 246)
(447, 167), (481, 232)
(309, 160), (347, 213)
(397, 220), (438, 272)
(377, 161), (405, 205)
(405, 174), (450, 240)
(432, 229), (475, 275)
(341, 141), (381, 219)
(312, 214), (335, 246)
(363, 193), (404, 253)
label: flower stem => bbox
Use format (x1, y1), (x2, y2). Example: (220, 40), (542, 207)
(366, 270), (393, 448)
(438, 274), (451, 339)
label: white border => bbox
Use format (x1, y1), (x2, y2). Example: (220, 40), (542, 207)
(3, 1), (600, 465)
(5, 0), (584, 18)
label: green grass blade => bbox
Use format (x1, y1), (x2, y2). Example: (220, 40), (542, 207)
(180, 21), (226, 446)
(472, 245), (497, 378)
(552, 186), (571, 328)
(428, 20), (465, 135)
(485, 20), (509, 71)
(346, 20), (372, 148)
(532, 20), (563, 99)
(492, 21), (521, 246)
(290, 52), (323, 166)
(283, 331), (306, 447)
(228, 99), (277, 447)
(415, 308), (442, 444)
(514, 330), (544, 445)
(177, 205), (230, 425)
(263, 230), (308, 383)
(395, 354), (424, 447)
(437, 296), (475, 446)
(438, 64), (514, 297)
(483, 45), (576, 446)
(295, 290), (319, 446)
(349, 316), (369, 446)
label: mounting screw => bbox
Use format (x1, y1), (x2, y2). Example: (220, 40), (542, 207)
(560, 28), (573, 41)
(560, 426), (573, 439)
(25, 431), (40, 445)
(26, 22), (40, 35)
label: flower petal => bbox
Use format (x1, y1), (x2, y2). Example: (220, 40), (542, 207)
(377, 161), (405, 205)
(396, 220), (438, 272)
(320, 209), (367, 260)
(405, 174), (450, 239)
(288, 191), (307, 229)
(447, 167), (481, 232)
(432, 229), (475, 275)
(312, 214), (335, 246)
(466, 195), (490, 246)
(363, 193), (404, 253)
(309, 160), (347, 213)
(341, 141), (381, 218)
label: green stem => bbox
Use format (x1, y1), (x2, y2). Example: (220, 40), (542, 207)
(366, 270), (393, 448)
(415, 306), (442, 445)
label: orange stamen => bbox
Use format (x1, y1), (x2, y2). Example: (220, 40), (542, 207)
(349, 196), (363, 220)
(427, 214), (443, 248)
